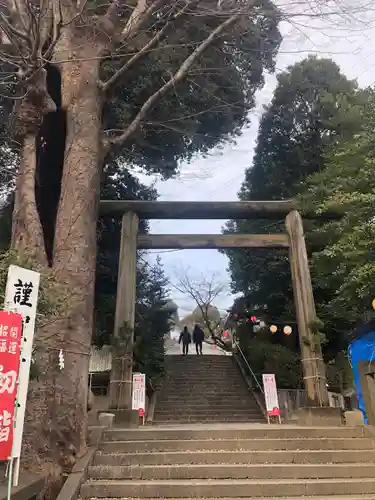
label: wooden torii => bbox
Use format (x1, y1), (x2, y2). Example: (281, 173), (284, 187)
(100, 200), (331, 419)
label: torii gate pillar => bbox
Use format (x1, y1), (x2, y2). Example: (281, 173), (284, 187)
(109, 211), (138, 420)
(285, 210), (330, 408)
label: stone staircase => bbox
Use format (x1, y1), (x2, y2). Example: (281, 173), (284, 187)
(81, 424), (375, 499)
(153, 354), (265, 424)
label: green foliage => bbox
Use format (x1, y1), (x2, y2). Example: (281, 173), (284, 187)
(107, 257), (172, 389)
(0, 250), (70, 323)
(241, 339), (303, 389)
(102, 0), (281, 174)
(235, 316), (302, 389)
(133, 258), (172, 387)
(299, 88), (375, 345)
(223, 57), (361, 360)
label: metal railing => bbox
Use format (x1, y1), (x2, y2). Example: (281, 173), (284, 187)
(233, 339), (264, 394)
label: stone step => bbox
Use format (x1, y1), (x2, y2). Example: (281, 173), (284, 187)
(158, 386), (254, 401)
(161, 382), (248, 386)
(152, 419), (266, 425)
(79, 496), (375, 500)
(157, 400), (260, 405)
(94, 449), (375, 466)
(100, 437), (372, 453)
(153, 413), (264, 419)
(155, 404), (261, 411)
(157, 396), (256, 402)
(154, 407), (262, 414)
(165, 364), (237, 368)
(165, 364), (236, 368)
(155, 404), (261, 410)
(80, 477), (375, 498)
(154, 409), (263, 416)
(158, 393), (251, 399)
(163, 376), (244, 381)
(152, 416), (264, 424)
(157, 394), (257, 400)
(161, 379), (247, 388)
(159, 389), (250, 394)
(166, 355), (233, 361)
(102, 426), (365, 442)
(88, 463), (375, 481)
(165, 375), (241, 379)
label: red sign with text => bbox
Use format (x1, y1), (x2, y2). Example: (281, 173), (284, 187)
(0, 311), (22, 460)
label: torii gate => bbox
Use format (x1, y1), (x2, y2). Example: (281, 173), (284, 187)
(100, 200), (331, 421)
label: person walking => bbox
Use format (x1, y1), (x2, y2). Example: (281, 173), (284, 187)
(193, 324), (205, 355)
(179, 326), (191, 356)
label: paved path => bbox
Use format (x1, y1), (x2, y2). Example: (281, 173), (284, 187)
(165, 339), (231, 356)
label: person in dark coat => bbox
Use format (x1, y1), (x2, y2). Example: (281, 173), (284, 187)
(179, 326), (191, 355)
(193, 324), (205, 355)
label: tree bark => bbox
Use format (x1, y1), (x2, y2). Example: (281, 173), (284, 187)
(12, 135), (48, 265)
(11, 69), (55, 265)
(11, 30), (107, 472)
(50, 33), (104, 455)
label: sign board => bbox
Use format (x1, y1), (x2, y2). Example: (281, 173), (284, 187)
(262, 373), (280, 417)
(4, 265), (40, 485)
(132, 373), (146, 412)
(0, 312), (22, 460)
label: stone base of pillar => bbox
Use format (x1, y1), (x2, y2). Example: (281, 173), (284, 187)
(291, 406), (344, 426)
(344, 409), (364, 426)
(110, 409), (140, 427)
(98, 412), (115, 428)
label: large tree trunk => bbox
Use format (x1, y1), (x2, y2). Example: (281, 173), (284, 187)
(11, 70), (55, 265)
(11, 29), (106, 476)
(49, 34), (104, 456)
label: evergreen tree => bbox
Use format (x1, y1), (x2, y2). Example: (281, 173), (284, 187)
(224, 57), (361, 360)
(299, 88), (375, 347)
(133, 258), (172, 388)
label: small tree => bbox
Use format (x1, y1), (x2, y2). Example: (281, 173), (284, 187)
(174, 268), (226, 338)
(133, 258), (172, 390)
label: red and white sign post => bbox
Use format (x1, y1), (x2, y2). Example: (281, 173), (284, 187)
(262, 373), (281, 424)
(132, 373), (146, 425)
(0, 311), (23, 461)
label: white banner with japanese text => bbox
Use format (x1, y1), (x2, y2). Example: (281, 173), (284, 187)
(132, 373), (146, 412)
(4, 265), (40, 461)
(262, 373), (280, 417)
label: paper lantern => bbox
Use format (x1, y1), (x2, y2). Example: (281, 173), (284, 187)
(283, 325), (292, 336)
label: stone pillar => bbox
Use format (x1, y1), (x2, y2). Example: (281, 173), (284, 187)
(109, 211), (138, 419)
(358, 360), (375, 426)
(285, 210), (329, 407)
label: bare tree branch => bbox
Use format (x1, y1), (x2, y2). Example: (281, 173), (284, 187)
(173, 267), (226, 338)
(104, 6), (244, 152)
(101, 10), (172, 93)
(102, 0), (167, 43)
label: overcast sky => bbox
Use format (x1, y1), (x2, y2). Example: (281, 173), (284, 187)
(139, 5), (375, 318)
